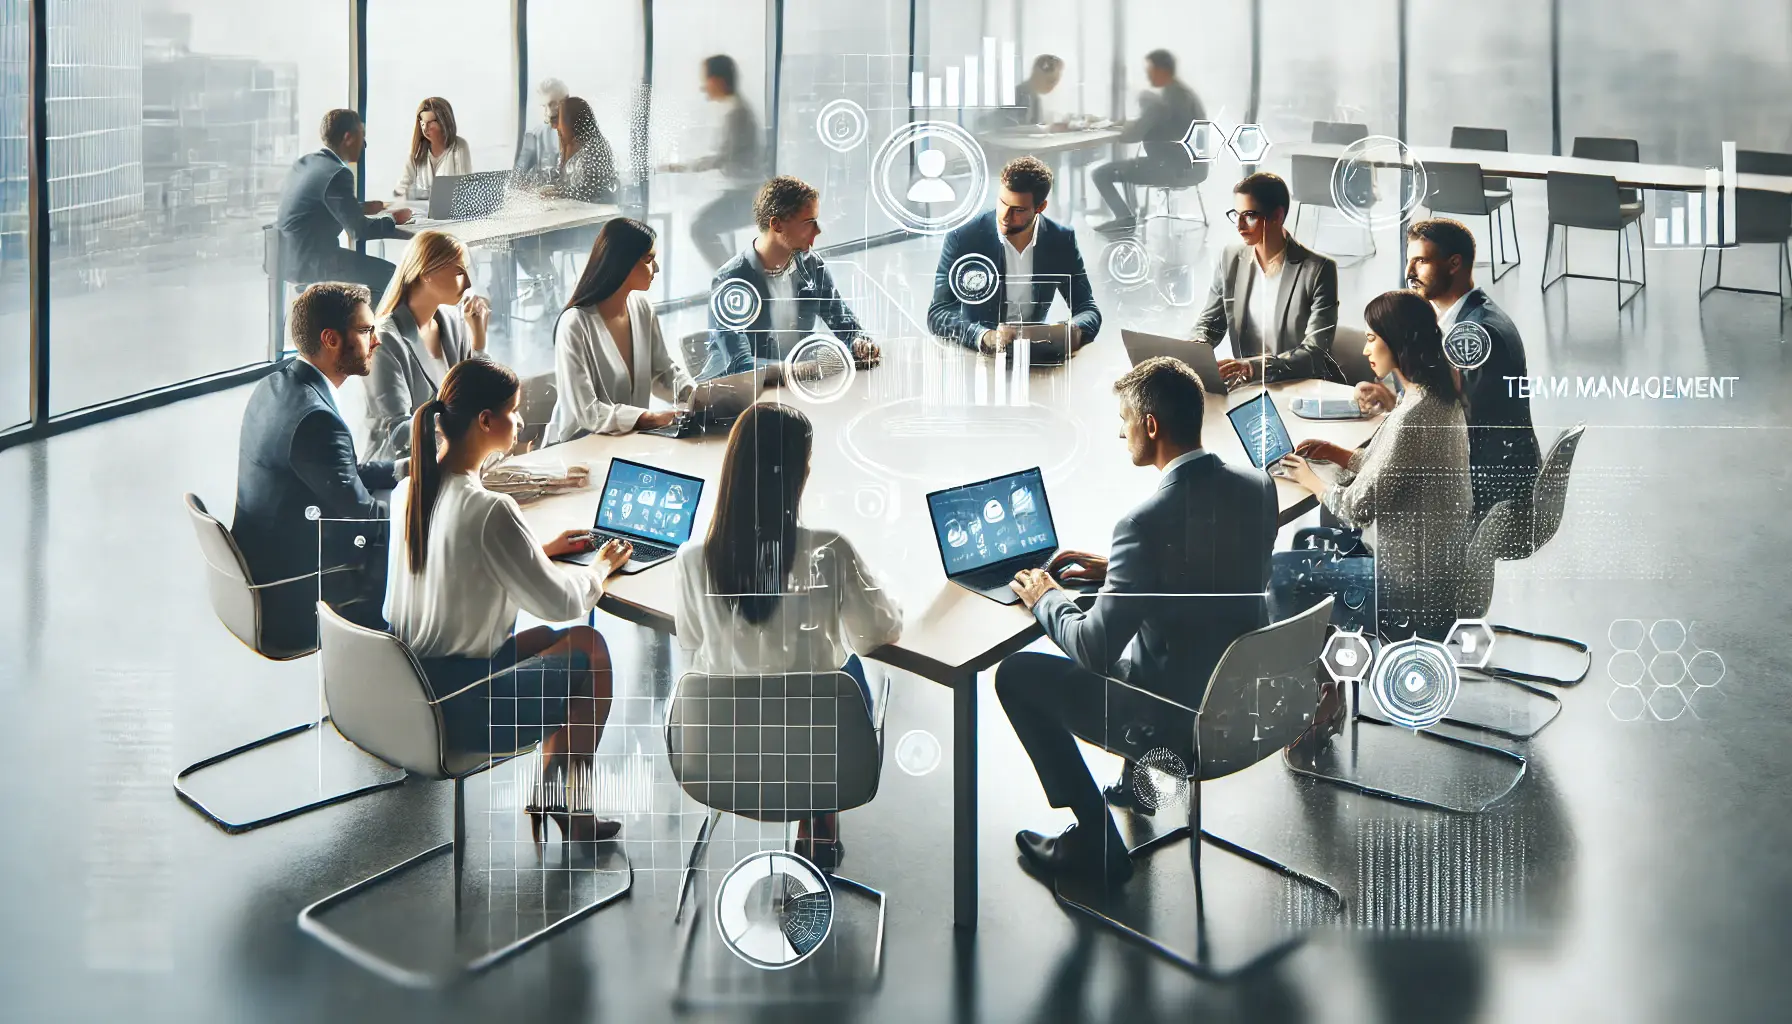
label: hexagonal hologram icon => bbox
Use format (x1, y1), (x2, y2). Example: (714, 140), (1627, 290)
(1322, 630), (1374, 683)
(1226, 123), (1271, 163)
(1178, 120), (1225, 163)
(1444, 618), (1496, 670)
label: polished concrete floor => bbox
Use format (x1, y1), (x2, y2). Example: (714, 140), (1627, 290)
(3, 162), (1791, 1023)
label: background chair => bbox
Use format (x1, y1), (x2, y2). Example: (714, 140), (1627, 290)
(298, 604), (630, 988)
(1571, 136), (1645, 210)
(1541, 171), (1647, 309)
(175, 494), (404, 833)
(665, 669), (890, 996)
(1052, 598), (1345, 980)
(1450, 125), (1512, 197)
(1423, 160), (1520, 280)
(1700, 188), (1791, 303)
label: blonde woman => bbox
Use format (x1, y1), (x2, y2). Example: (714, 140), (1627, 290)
(365, 230), (492, 461)
(393, 97), (472, 200)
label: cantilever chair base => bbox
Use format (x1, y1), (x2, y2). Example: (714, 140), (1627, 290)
(1284, 696), (1529, 815)
(173, 714), (407, 834)
(1053, 824), (1344, 981)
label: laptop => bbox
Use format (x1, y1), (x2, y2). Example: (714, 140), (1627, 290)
(1120, 329), (1228, 395)
(1225, 391), (1297, 478)
(426, 171), (510, 220)
(556, 458), (704, 573)
(926, 467), (1097, 605)
(639, 370), (760, 439)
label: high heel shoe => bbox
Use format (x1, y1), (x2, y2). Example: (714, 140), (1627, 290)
(525, 758), (621, 848)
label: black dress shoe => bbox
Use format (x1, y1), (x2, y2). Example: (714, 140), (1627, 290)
(1015, 824), (1134, 885)
(1103, 768), (1157, 816)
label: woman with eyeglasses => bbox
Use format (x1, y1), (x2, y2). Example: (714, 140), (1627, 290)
(393, 97), (472, 201)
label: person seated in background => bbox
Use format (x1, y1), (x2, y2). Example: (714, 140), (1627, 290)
(658, 55), (765, 269)
(546, 218), (694, 441)
(999, 357), (1276, 885)
(275, 109), (412, 296)
(365, 230), (490, 462)
(1091, 49), (1206, 234)
(513, 78), (569, 185)
(392, 97), (472, 201)
(927, 156), (1102, 357)
(702, 175), (878, 381)
(1189, 171), (1342, 386)
(675, 404), (902, 870)
(547, 96), (620, 204)
(233, 283), (400, 652)
(1366, 217), (1540, 517)
(1278, 288), (1472, 652)
(386, 358), (633, 845)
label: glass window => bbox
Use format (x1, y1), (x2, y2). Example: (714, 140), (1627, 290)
(1408, 0), (1551, 154)
(47, 0), (348, 415)
(2, 0), (28, 429)
(525, 0), (644, 190)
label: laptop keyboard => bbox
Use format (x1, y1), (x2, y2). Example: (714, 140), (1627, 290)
(593, 531), (677, 563)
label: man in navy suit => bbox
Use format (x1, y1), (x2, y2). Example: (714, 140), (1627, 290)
(927, 156), (1102, 358)
(998, 358), (1277, 885)
(275, 109), (412, 297)
(233, 283), (401, 654)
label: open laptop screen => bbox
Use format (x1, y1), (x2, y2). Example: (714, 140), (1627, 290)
(926, 467), (1058, 577)
(1226, 391), (1295, 469)
(595, 459), (704, 546)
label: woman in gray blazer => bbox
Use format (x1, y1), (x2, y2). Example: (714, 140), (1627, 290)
(365, 230), (491, 462)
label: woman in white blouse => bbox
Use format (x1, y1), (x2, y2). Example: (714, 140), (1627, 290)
(386, 358), (635, 845)
(365, 230), (490, 461)
(393, 97), (473, 201)
(675, 403), (903, 868)
(546, 217), (694, 442)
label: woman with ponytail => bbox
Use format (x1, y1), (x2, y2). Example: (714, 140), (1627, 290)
(384, 358), (634, 845)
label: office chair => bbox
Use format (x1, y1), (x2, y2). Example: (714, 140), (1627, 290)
(1541, 171), (1647, 310)
(1424, 160), (1520, 281)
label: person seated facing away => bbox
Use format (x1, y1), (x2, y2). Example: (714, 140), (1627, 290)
(233, 283), (401, 653)
(276, 109), (412, 296)
(546, 96), (620, 204)
(658, 55), (765, 269)
(675, 404), (902, 870)
(1279, 289), (1473, 651)
(999, 357), (1277, 885)
(365, 230), (491, 462)
(392, 96), (472, 201)
(1091, 49), (1206, 234)
(702, 175), (879, 381)
(1359, 218), (1539, 517)
(1190, 171), (1342, 386)
(546, 218), (694, 441)
(386, 358), (634, 844)
(513, 78), (569, 185)
(928, 156), (1102, 358)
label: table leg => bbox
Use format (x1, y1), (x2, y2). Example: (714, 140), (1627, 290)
(954, 666), (978, 931)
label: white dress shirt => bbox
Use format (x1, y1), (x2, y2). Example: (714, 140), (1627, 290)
(385, 470), (608, 658)
(546, 292), (695, 442)
(675, 528), (903, 677)
(1003, 225), (1039, 322)
(393, 136), (473, 200)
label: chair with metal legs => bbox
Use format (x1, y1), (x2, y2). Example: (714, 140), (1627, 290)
(298, 604), (631, 988)
(1699, 188), (1791, 304)
(175, 494), (405, 834)
(665, 669), (891, 999)
(1541, 171), (1647, 309)
(1423, 160), (1520, 281)
(1051, 598), (1346, 980)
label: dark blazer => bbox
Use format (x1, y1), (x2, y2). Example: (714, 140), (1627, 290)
(1031, 450), (1277, 706)
(703, 247), (865, 379)
(927, 210), (1102, 350)
(233, 358), (398, 651)
(1454, 289), (1541, 514)
(275, 149), (402, 281)
(1189, 235), (1342, 382)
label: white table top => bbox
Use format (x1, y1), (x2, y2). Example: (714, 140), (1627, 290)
(394, 197), (621, 248)
(979, 126), (1126, 155)
(1275, 142), (1792, 194)
(510, 337), (1379, 683)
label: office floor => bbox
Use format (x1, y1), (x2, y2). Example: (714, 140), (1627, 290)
(2, 171), (1790, 1023)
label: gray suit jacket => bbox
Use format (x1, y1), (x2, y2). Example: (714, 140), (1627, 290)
(1032, 450), (1277, 707)
(275, 149), (401, 281)
(1189, 236), (1342, 383)
(365, 305), (478, 462)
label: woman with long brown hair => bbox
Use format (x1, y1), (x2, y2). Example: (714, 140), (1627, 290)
(392, 96), (472, 200)
(364, 229), (490, 461)
(384, 357), (634, 845)
(674, 403), (903, 868)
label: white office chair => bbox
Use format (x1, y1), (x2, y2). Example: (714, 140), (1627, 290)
(664, 669), (890, 997)
(1052, 598), (1346, 979)
(174, 494), (404, 833)
(298, 603), (631, 988)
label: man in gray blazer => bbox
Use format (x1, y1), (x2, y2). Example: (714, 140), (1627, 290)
(1191, 172), (1343, 385)
(998, 358), (1278, 885)
(275, 109), (412, 296)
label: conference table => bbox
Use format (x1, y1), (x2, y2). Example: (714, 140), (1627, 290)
(509, 334), (1382, 931)
(1275, 142), (1792, 194)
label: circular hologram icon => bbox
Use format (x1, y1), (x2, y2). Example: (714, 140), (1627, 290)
(783, 334), (856, 404)
(948, 252), (1001, 304)
(710, 278), (762, 331)
(1330, 135), (1428, 232)
(1102, 238), (1150, 289)
(1368, 637), (1460, 730)
(1129, 747), (1189, 811)
(1648, 619), (1687, 653)
(1607, 619), (1646, 652)
(1442, 320), (1492, 371)
(1607, 650), (1647, 688)
(816, 98), (869, 153)
(894, 729), (943, 776)
(1686, 649), (1726, 688)
(716, 851), (834, 970)
(871, 121), (988, 235)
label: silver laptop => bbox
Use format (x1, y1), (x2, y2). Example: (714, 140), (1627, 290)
(426, 171), (510, 220)
(1120, 329), (1227, 395)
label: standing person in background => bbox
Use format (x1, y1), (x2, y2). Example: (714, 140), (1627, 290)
(275, 109), (411, 296)
(658, 55), (765, 269)
(514, 78), (569, 185)
(366, 230), (491, 462)
(392, 97), (472, 201)
(1091, 50), (1206, 235)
